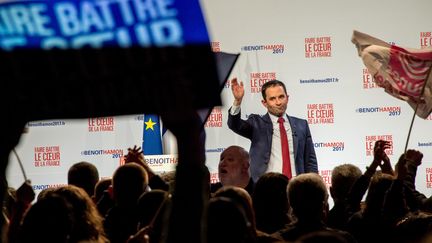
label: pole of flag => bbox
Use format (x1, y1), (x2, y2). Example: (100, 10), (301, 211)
(404, 67), (432, 153)
(12, 148), (28, 182)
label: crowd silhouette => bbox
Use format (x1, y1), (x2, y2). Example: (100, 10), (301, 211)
(2, 139), (432, 243)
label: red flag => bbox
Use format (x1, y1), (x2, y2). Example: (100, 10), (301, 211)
(352, 30), (432, 118)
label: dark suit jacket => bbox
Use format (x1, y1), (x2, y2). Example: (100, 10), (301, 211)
(228, 108), (318, 182)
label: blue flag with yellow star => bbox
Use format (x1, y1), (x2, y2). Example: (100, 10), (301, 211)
(143, 114), (163, 155)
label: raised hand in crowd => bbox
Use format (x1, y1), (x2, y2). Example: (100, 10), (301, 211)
(124, 145), (169, 191)
(397, 149), (432, 213)
(380, 150), (425, 238)
(365, 140), (393, 177)
(404, 149), (423, 167)
(401, 149), (423, 188)
(374, 140), (393, 175)
(124, 145), (145, 164)
(346, 140), (393, 215)
(394, 149), (422, 181)
(124, 145), (155, 179)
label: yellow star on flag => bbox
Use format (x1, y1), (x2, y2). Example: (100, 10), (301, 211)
(145, 118), (157, 131)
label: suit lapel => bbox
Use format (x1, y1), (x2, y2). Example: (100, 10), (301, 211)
(287, 115), (298, 161)
(262, 113), (273, 146)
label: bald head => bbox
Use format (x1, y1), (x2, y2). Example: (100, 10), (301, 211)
(218, 146), (250, 187)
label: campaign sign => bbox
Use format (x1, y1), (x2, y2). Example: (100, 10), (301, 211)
(0, 0), (210, 50)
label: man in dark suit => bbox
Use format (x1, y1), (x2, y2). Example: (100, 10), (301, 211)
(227, 78), (318, 182)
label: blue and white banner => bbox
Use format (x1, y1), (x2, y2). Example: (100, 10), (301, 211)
(0, 0), (210, 50)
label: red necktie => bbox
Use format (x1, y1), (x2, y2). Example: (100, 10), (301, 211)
(278, 117), (292, 178)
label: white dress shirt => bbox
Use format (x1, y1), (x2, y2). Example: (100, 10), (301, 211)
(266, 112), (296, 176)
(230, 106), (296, 176)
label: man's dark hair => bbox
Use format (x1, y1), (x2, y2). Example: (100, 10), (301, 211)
(261, 80), (287, 99)
(67, 161), (99, 197)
